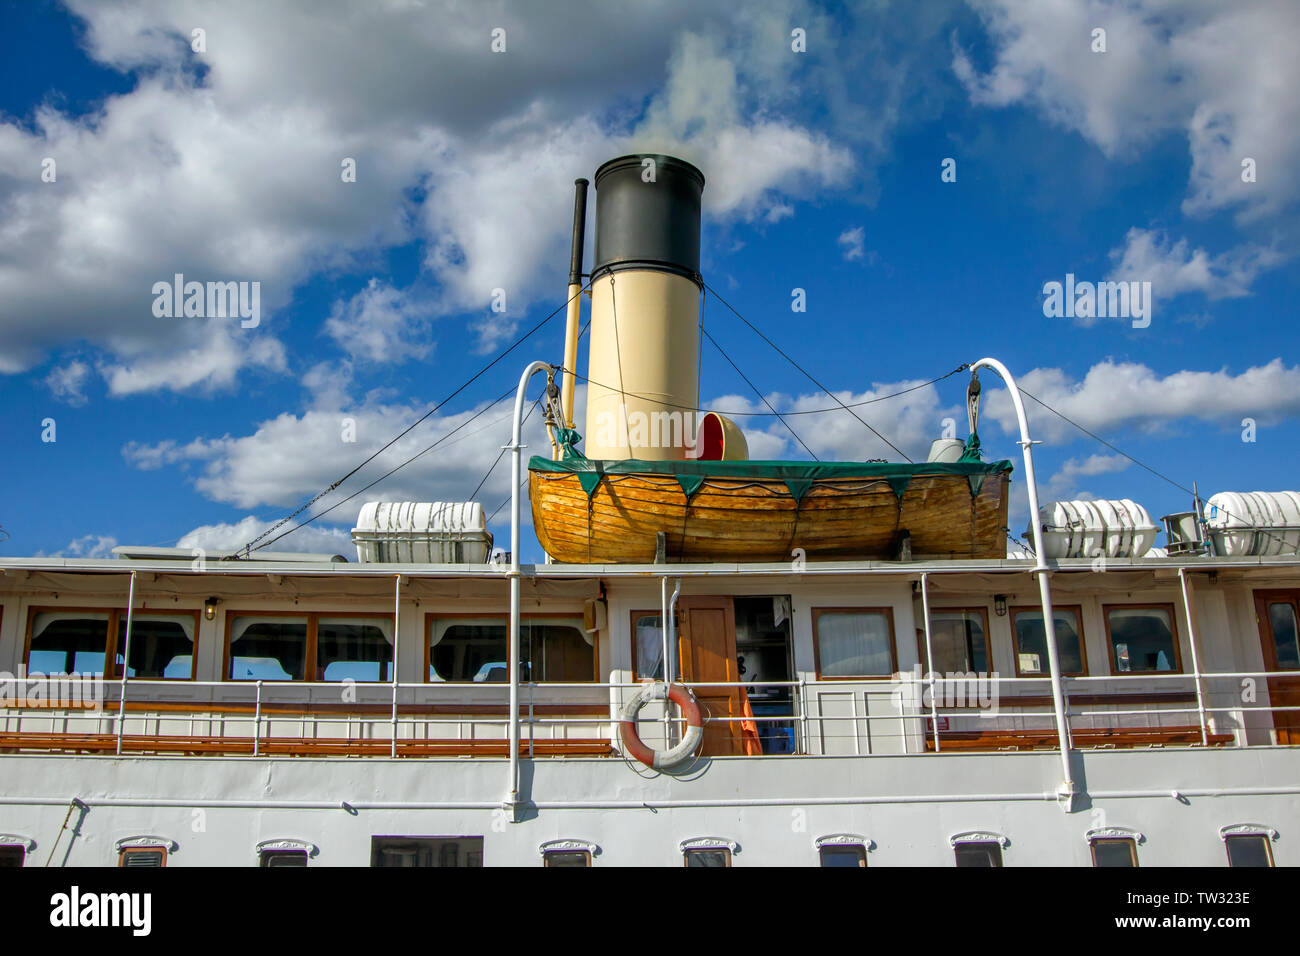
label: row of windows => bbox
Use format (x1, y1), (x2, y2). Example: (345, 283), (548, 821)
(22, 609), (596, 684)
(17, 598), (1293, 685)
(0, 830), (1275, 867)
(810, 603), (1188, 680)
(628, 602), (1192, 682)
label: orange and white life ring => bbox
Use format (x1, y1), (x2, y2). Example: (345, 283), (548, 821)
(619, 682), (704, 770)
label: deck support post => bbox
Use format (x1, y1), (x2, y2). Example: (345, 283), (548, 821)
(1179, 568), (1211, 746)
(970, 358), (1078, 811)
(115, 570), (137, 756)
(920, 572), (940, 753)
(506, 361), (553, 822)
(391, 573), (401, 758)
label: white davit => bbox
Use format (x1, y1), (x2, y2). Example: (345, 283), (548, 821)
(1032, 499), (1159, 560)
(1204, 491), (1300, 557)
(351, 501), (493, 564)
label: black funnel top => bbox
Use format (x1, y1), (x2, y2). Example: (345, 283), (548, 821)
(591, 154), (704, 283)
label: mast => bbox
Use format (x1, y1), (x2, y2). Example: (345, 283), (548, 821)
(560, 178), (589, 442)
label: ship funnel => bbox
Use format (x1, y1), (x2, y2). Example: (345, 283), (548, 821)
(584, 154), (704, 461)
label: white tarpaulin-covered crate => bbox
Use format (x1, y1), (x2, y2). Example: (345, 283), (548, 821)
(1032, 499), (1159, 559)
(1204, 491), (1300, 556)
(352, 501), (493, 564)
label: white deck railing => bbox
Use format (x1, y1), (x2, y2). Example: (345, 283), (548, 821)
(0, 667), (1297, 757)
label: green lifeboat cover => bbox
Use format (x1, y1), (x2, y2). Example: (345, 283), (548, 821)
(529, 430), (1012, 501)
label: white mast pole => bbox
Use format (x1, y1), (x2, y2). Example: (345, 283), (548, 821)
(969, 357), (1078, 809)
(506, 361), (551, 820)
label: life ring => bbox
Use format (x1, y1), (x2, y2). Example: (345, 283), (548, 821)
(619, 682), (704, 770)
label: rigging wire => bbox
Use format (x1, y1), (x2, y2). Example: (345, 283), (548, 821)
(567, 363), (970, 418)
(703, 280), (913, 461)
(230, 282), (589, 558)
(469, 397), (543, 502)
(1018, 386), (1294, 554)
(242, 384), (522, 555)
(701, 326), (820, 461)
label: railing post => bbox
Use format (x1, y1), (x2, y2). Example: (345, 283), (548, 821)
(798, 673), (808, 755)
(253, 680), (263, 756)
(1179, 568), (1210, 746)
(115, 570), (137, 756)
(392, 573), (401, 758)
(920, 572), (941, 754)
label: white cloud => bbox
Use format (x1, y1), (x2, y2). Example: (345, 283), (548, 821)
(102, 322), (287, 396)
(45, 359), (91, 406)
(123, 389), (551, 512)
(838, 227), (865, 261)
(982, 358), (1300, 443)
(325, 279), (433, 364)
(44, 534), (119, 559)
(1042, 452), (1131, 501)
(954, 0), (1300, 221)
(175, 516), (354, 557)
(1107, 227), (1282, 303)
(3, 1), (881, 389)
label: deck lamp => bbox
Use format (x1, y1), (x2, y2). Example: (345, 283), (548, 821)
(204, 596), (220, 621)
(994, 595), (1007, 617)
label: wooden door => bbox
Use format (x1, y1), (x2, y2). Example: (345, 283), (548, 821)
(1254, 590), (1300, 745)
(677, 597), (743, 756)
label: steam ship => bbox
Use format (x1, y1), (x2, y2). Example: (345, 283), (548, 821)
(1, 154), (1297, 868)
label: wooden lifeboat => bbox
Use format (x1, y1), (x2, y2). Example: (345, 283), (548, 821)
(529, 451), (1013, 564)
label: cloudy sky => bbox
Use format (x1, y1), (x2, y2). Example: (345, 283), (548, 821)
(2, 0), (1297, 561)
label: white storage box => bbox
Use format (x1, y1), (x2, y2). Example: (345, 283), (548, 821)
(352, 501), (493, 564)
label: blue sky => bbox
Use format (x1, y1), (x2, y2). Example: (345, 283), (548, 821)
(1, 0), (1297, 563)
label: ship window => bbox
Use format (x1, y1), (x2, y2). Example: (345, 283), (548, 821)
(119, 847), (166, 867)
(683, 848), (731, 867)
(260, 850), (308, 867)
(543, 849), (592, 867)
(1105, 605), (1182, 673)
(28, 612), (110, 676)
(1011, 606), (1086, 676)
(813, 608), (896, 678)
(1266, 602), (1300, 669)
(227, 614), (394, 682)
(819, 845), (867, 867)
(1091, 838), (1138, 867)
(953, 842), (1002, 867)
(371, 836), (483, 866)
(229, 616), (308, 680)
(1225, 835), (1274, 867)
(0, 846), (25, 867)
(116, 615), (196, 679)
(316, 617), (393, 682)
(632, 612), (668, 680)
(928, 609), (991, 673)
(427, 618), (593, 683)
(28, 609), (198, 681)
